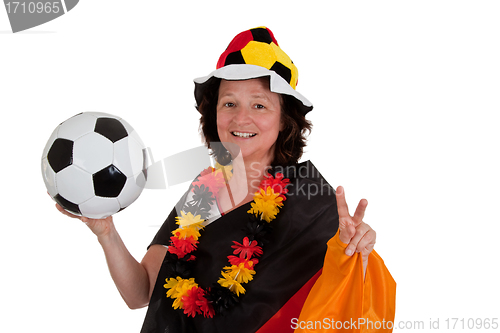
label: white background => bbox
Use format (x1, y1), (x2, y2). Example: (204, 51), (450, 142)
(1, 1), (499, 332)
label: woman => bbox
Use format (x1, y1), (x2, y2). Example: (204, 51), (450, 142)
(58, 27), (395, 332)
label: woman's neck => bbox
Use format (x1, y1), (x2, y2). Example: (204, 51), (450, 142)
(218, 154), (273, 214)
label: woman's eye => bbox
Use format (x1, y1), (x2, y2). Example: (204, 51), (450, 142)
(254, 104), (265, 109)
(224, 102), (235, 107)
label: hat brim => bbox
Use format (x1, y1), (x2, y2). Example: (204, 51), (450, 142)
(194, 64), (313, 115)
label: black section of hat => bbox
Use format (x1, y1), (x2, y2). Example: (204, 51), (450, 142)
(270, 62), (292, 85)
(224, 51), (245, 67)
(250, 27), (273, 44)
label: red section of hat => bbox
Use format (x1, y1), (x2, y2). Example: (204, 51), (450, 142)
(216, 29), (254, 69)
(265, 27), (279, 46)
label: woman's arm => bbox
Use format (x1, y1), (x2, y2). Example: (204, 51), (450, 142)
(97, 222), (167, 309)
(56, 204), (167, 309)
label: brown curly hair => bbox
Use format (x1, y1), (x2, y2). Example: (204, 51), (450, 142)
(197, 77), (312, 167)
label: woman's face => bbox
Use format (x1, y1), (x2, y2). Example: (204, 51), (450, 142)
(216, 78), (282, 165)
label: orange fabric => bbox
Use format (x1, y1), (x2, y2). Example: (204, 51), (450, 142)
(294, 231), (396, 332)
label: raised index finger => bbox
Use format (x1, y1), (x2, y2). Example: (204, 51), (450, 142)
(335, 186), (350, 218)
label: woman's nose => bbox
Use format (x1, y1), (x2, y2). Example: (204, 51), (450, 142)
(232, 106), (252, 125)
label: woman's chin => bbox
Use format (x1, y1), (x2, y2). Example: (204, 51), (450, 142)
(217, 141), (241, 159)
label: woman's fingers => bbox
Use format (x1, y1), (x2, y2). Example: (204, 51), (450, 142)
(54, 202), (113, 238)
(345, 224), (376, 257)
(360, 234), (376, 258)
(353, 199), (368, 225)
(335, 186), (376, 260)
(339, 221), (356, 245)
(345, 222), (369, 255)
(55, 203), (92, 223)
(335, 186), (351, 220)
(55, 203), (79, 219)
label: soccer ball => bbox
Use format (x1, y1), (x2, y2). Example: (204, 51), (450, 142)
(41, 112), (147, 219)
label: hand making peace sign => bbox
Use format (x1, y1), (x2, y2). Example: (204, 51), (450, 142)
(336, 186), (376, 274)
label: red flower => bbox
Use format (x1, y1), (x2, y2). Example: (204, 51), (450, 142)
(259, 173), (290, 200)
(227, 255), (259, 269)
(168, 235), (198, 258)
(182, 286), (203, 317)
(196, 292), (215, 318)
(231, 237), (263, 259)
(180, 286), (215, 318)
(192, 167), (226, 196)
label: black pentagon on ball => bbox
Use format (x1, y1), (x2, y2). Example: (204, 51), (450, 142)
(47, 138), (74, 173)
(94, 118), (128, 143)
(93, 165), (127, 198)
(270, 61), (292, 85)
(54, 193), (81, 215)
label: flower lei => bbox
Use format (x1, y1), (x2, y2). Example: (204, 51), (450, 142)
(163, 165), (290, 318)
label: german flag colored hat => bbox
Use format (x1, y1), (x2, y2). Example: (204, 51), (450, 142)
(194, 27), (313, 115)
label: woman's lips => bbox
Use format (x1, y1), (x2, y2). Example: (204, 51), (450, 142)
(231, 131), (257, 138)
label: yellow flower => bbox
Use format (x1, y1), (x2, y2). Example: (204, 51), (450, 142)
(218, 271), (246, 296)
(175, 211), (204, 229)
(164, 277), (181, 298)
(223, 263), (256, 284)
(247, 187), (284, 222)
(215, 162), (233, 182)
(164, 277), (198, 309)
(172, 225), (202, 241)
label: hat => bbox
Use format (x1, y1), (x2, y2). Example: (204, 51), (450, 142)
(194, 27), (313, 115)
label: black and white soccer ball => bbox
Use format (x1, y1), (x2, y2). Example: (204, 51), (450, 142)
(41, 112), (147, 219)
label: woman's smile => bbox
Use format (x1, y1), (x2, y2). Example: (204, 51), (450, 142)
(217, 78), (282, 165)
(231, 131), (257, 138)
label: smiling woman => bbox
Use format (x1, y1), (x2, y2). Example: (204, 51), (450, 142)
(217, 78), (282, 169)
(139, 27), (396, 333)
(198, 76), (312, 169)
(53, 25), (395, 333)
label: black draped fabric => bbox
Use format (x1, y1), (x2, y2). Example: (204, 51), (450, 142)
(141, 161), (339, 333)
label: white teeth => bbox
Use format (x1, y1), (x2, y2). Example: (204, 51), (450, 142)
(232, 131), (256, 138)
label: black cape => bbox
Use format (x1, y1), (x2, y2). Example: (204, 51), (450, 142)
(141, 160), (339, 333)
